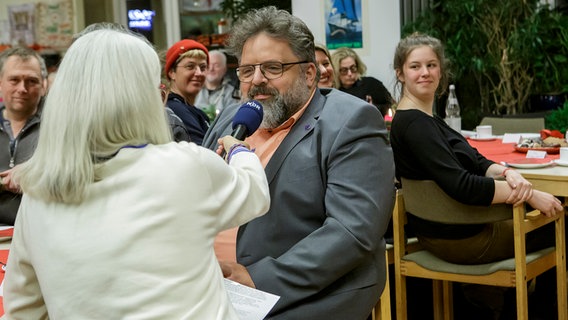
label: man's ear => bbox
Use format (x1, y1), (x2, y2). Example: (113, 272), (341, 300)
(306, 62), (317, 85)
(41, 79), (48, 97)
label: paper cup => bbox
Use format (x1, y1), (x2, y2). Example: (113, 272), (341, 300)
(560, 147), (568, 162)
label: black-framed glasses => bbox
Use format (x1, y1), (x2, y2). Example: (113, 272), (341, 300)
(237, 61), (308, 83)
(339, 65), (358, 75)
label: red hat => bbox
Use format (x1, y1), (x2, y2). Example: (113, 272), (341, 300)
(164, 39), (209, 75)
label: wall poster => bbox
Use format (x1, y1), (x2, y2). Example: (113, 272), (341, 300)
(36, 0), (74, 50)
(325, 0), (363, 49)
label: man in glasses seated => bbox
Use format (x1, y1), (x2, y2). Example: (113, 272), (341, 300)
(203, 6), (395, 320)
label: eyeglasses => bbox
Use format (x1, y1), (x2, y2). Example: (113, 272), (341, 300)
(236, 61), (308, 83)
(177, 63), (207, 72)
(339, 65), (358, 75)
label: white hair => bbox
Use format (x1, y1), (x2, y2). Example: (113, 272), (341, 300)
(209, 50), (227, 66)
(15, 29), (171, 203)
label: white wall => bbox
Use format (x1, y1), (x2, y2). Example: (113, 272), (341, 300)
(292, 0), (401, 93)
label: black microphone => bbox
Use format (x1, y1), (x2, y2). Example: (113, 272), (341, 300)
(221, 100), (264, 157)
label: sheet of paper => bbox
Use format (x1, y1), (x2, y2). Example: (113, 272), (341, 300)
(224, 278), (280, 320)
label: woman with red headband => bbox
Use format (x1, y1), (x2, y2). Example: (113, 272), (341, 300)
(165, 39), (211, 145)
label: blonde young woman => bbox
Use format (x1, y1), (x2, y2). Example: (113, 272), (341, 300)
(3, 29), (270, 319)
(390, 31), (565, 318)
(391, 31), (563, 264)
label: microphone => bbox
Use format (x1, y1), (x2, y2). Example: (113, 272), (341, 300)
(231, 100), (264, 140)
(221, 100), (264, 157)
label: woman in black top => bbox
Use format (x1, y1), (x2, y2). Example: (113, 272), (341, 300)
(331, 47), (394, 116)
(389, 32), (563, 265)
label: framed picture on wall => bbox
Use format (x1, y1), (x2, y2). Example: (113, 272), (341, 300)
(325, 0), (363, 49)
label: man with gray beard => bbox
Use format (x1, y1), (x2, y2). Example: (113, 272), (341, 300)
(203, 6), (395, 320)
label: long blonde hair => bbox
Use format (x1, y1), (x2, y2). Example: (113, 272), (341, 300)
(15, 29), (171, 204)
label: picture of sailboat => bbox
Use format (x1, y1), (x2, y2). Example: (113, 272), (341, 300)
(328, 0), (359, 37)
(325, 0), (363, 49)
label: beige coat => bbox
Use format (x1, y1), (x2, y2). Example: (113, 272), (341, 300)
(3, 142), (269, 319)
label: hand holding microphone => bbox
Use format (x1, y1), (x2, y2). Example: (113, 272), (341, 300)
(217, 100), (264, 160)
(217, 136), (250, 156)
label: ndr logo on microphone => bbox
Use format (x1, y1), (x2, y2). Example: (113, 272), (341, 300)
(245, 100), (262, 111)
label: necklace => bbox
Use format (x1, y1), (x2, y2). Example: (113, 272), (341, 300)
(120, 144), (148, 150)
(95, 144), (148, 162)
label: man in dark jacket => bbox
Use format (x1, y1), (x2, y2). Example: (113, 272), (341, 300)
(0, 47), (46, 225)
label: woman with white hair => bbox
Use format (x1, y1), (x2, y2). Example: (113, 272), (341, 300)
(3, 29), (270, 319)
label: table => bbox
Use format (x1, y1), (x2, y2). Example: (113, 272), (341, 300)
(517, 167), (568, 197)
(0, 244), (8, 317)
(0, 228), (13, 317)
(468, 138), (568, 197)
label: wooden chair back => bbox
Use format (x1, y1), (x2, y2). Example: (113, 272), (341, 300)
(401, 178), (511, 224)
(479, 117), (545, 135)
(393, 180), (567, 320)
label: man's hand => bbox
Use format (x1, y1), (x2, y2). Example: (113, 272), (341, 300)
(219, 261), (256, 288)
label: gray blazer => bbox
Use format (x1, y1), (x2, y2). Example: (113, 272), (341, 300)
(203, 88), (395, 319)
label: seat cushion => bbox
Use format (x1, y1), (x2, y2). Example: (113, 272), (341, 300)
(403, 247), (554, 275)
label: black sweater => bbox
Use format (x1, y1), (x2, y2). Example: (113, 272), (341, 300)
(339, 77), (393, 116)
(390, 109), (496, 239)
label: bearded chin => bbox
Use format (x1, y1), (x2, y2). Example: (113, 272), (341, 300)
(254, 95), (284, 129)
(247, 78), (311, 130)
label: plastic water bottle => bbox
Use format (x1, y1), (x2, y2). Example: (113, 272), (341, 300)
(445, 84), (461, 132)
